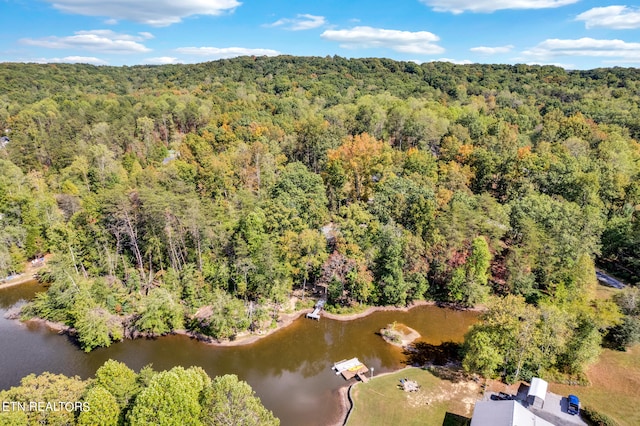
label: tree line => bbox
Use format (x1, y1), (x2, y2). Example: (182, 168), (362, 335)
(0, 57), (638, 378)
(0, 360), (278, 425)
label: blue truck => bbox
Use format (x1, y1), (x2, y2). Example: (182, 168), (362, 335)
(568, 394), (580, 415)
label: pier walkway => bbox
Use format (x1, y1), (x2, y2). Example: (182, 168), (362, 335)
(306, 299), (326, 320)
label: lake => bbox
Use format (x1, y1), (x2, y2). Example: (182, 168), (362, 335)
(0, 282), (477, 425)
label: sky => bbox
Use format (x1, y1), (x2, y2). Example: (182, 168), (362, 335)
(1, 0), (640, 69)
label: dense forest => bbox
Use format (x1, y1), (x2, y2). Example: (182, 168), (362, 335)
(0, 360), (277, 425)
(1, 56), (639, 380)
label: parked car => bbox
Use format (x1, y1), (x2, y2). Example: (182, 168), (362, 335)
(495, 392), (514, 400)
(568, 394), (580, 415)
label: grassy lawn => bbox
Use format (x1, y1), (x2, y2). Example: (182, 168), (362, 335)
(549, 344), (640, 426)
(593, 283), (621, 300)
(347, 367), (481, 426)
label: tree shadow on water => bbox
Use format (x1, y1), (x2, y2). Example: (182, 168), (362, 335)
(402, 341), (462, 367)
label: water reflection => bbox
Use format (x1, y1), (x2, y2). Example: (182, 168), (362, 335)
(0, 281), (44, 309)
(0, 283), (477, 426)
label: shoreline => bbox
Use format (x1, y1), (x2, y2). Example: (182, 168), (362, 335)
(23, 317), (70, 333)
(17, 299), (481, 349)
(0, 274), (40, 290)
(12, 296), (477, 426)
(333, 366), (421, 426)
(336, 365), (478, 425)
(171, 308), (312, 347)
(174, 299), (481, 348)
(0, 255), (50, 290)
(334, 385), (352, 426)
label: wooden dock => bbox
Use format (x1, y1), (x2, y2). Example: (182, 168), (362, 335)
(306, 299), (326, 320)
(332, 358), (369, 381)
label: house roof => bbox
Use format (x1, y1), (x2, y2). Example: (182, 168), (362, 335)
(470, 400), (554, 426)
(528, 377), (548, 401)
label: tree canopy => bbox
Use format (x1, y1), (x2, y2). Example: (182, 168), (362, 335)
(0, 361), (278, 426)
(0, 58), (637, 378)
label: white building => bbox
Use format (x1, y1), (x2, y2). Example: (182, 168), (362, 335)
(527, 377), (548, 409)
(470, 400), (554, 426)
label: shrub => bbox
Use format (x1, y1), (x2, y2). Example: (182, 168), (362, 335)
(581, 406), (619, 426)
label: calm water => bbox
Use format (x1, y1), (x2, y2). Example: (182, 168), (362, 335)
(0, 282), (477, 425)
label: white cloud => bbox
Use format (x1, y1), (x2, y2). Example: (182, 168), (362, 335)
(470, 45), (514, 54)
(522, 38), (640, 61)
(576, 6), (640, 29)
(75, 30), (152, 42)
(603, 58), (640, 64)
(432, 58), (473, 65)
(20, 30), (151, 54)
(145, 57), (181, 65)
(44, 0), (241, 26)
(420, 0), (578, 14)
(268, 14), (326, 31)
(321, 26), (444, 55)
(175, 46), (281, 59)
(35, 56), (109, 65)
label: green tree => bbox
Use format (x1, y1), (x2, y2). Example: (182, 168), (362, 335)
(189, 288), (250, 340)
(374, 224), (408, 306)
(558, 315), (602, 375)
(0, 372), (86, 426)
(128, 366), (210, 426)
(462, 329), (503, 378)
(607, 287), (640, 350)
(74, 306), (123, 352)
(509, 193), (604, 289)
(370, 175), (436, 241)
(607, 316), (640, 350)
(267, 162), (329, 231)
(78, 386), (119, 426)
(291, 115), (338, 173)
(134, 288), (184, 334)
(94, 360), (140, 410)
(281, 229), (328, 298)
(200, 375), (279, 426)
(463, 295), (542, 382)
(449, 237), (491, 307)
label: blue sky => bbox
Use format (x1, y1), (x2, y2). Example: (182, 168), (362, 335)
(2, 0), (640, 69)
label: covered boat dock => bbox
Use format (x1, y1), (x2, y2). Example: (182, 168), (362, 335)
(332, 358), (369, 382)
